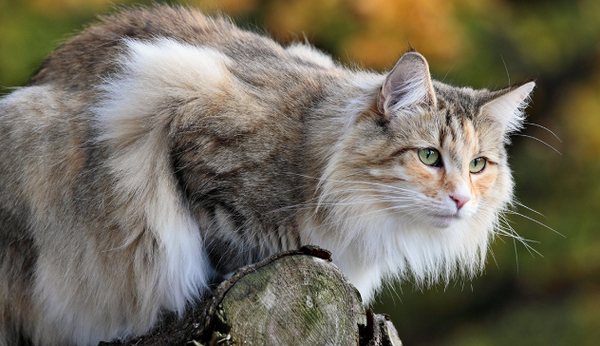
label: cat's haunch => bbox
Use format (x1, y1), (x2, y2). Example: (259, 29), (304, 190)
(0, 5), (534, 346)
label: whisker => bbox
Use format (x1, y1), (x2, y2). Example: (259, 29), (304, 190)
(270, 197), (416, 213)
(513, 201), (547, 219)
(487, 244), (500, 269)
(489, 212), (541, 261)
(513, 237), (520, 274)
(316, 187), (416, 198)
(500, 54), (511, 89)
(267, 189), (419, 214)
(497, 213), (544, 257)
(314, 204), (421, 228)
(284, 172), (420, 195)
(496, 224), (542, 251)
(524, 121), (562, 143)
(495, 230), (540, 258)
(441, 62), (457, 83)
(513, 134), (562, 155)
(503, 210), (564, 238)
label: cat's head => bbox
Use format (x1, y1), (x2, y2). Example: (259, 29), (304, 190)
(369, 52), (534, 229)
(313, 52), (534, 291)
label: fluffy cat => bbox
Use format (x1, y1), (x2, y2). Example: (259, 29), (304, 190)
(0, 6), (534, 346)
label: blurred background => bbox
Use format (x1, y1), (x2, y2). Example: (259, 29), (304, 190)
(1, 0), (598, 344)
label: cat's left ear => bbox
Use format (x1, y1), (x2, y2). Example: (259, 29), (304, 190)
(378, 52), (437, 115)
(481, 81), (535, 134)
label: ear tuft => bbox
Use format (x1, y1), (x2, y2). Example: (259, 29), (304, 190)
(481, 81), (535, 134)
(377, 52), (437, 115)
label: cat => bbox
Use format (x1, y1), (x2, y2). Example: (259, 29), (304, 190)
(0, 5), (535, 346)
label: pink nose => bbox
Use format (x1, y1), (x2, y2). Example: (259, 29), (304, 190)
(450, 194), (471, 210)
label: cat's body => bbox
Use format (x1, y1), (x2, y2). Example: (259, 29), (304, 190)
(0, 6), (534, 346)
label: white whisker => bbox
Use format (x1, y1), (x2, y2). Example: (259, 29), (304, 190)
(496, 213), (544, 257)
(503, 209), (564, 237)
(524, 121), (562, 143)
(513, 134), (562, 155)
(513, 237), (519, 274)
(513, 201), (546, 219)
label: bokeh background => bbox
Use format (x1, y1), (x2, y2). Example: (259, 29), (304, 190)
(1, 0), (598, 344)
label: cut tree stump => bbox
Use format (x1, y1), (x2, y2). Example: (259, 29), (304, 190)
(100, 246), (402, 346)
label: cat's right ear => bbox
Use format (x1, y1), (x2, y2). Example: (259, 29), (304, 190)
(377, 52), (437, 116)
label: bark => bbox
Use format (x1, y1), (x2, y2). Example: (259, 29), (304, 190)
(100, 246), (402, 346)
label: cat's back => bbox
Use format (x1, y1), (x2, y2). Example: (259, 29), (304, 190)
(28, 6), (233, 88)
(27, 6), (341, 94)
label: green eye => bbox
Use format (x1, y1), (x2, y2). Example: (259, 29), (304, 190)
(418, 148), (441, 167)
(469, 157), (487, 173)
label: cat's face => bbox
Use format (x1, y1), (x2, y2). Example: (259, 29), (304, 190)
(317, 52), (533, 233)
(345, 93), (512, 230)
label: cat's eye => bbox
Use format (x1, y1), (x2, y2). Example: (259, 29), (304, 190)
(469, 157), (487, 174)
(418, 148), (441, 167)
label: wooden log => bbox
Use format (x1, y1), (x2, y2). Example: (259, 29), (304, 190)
(101, 246), (402, 346)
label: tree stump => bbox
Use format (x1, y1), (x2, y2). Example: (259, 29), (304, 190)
(101, 246), (402, 346)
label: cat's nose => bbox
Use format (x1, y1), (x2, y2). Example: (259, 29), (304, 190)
(450, 194), (471, 210)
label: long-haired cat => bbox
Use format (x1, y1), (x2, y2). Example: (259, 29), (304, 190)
(0, 6), (535, 346)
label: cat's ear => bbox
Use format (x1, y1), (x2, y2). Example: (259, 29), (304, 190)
(377, 52), (437, 115)
(481, 81), (535, 134)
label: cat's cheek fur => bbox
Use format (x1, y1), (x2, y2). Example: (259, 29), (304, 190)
(404, 160), (441, 198)
(472, 167), (499, 199)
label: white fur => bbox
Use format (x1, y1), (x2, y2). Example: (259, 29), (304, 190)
(95, 38), (230, 311)
(33, 39), (233, 345)
(302, 176), (495, 301)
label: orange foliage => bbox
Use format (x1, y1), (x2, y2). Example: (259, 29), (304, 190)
(264, 0), (349, 41)
(261, 0), (502, 69)
(25, 0), (505, 69)
(348, 0), (464, 68)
